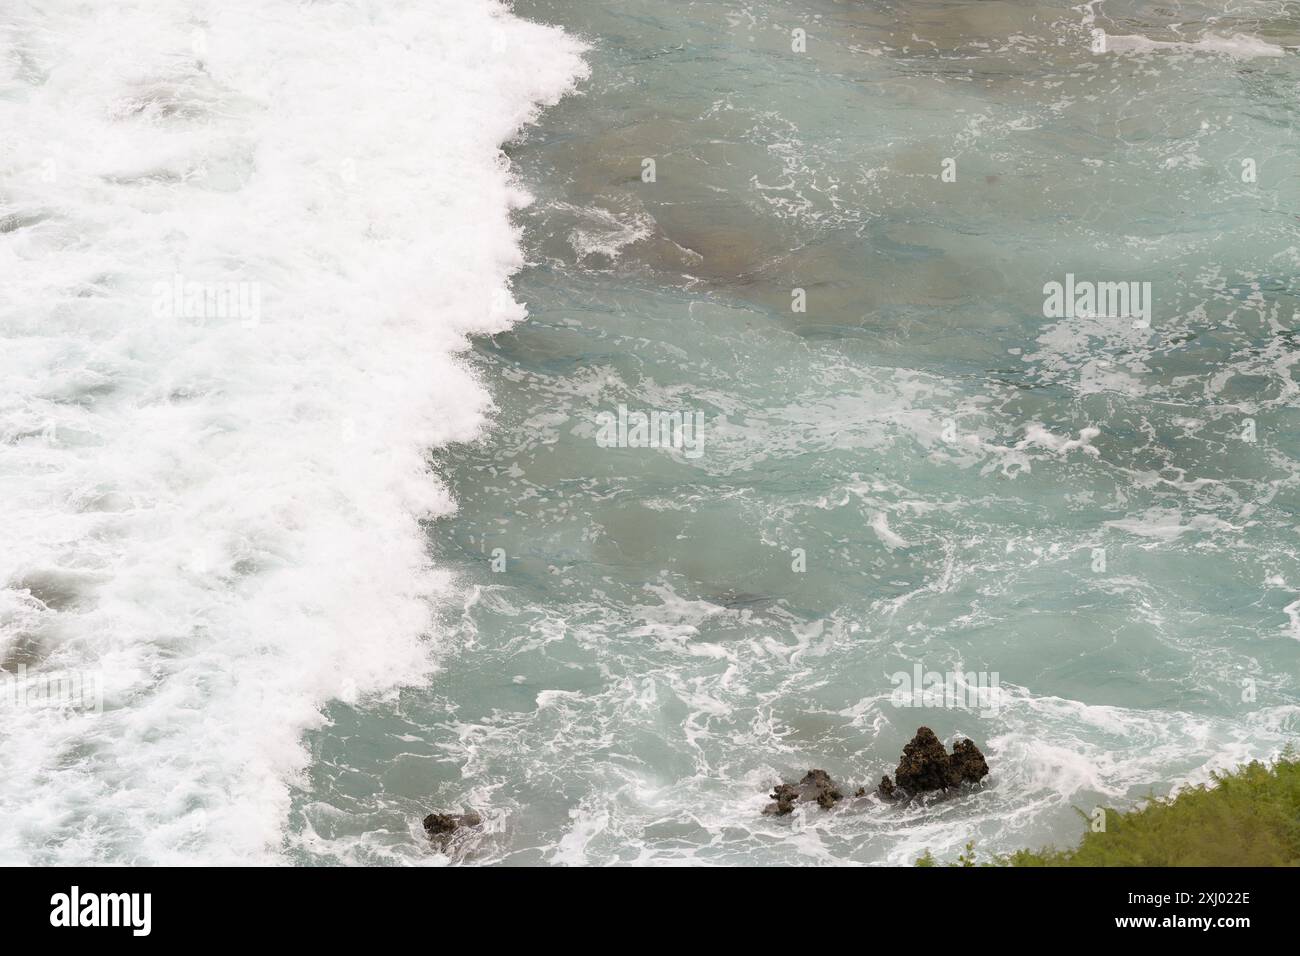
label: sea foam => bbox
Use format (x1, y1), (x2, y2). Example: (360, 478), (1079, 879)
(0, 0), (586, 863)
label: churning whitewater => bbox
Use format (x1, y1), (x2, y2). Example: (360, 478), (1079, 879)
(0, 1), (586, 864)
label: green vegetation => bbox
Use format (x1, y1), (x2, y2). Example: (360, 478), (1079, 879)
(916, 752), (1300, 867)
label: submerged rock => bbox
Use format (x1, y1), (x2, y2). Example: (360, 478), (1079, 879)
(764, 769), (844, 816)
(877, 727), (989, 800)
(423, 810), (483, 843)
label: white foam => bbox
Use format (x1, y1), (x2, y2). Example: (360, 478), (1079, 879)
(562, 201), (655, 261)
(1105, 507), (1241, 541)
(869, 513), (911, 551)
(0, 0), (586, 863)
(1102, 32), (1289, 58)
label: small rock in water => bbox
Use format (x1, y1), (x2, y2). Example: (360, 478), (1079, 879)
(423, 810), (483, 843)
(763, 769), (843, 816)
(877, 727), (989, 800)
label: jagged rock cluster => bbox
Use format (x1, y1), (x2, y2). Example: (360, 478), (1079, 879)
(763, 769), (844, 815)
(763, 727), (989, 816)
(877, 726), (989, 800)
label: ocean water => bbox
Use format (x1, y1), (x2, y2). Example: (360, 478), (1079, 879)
(3, 0), (1300, 866)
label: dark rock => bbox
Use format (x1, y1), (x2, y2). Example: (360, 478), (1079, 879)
(763, 769), (843, 816)
(877, 727), (989, 800)
(422, 813), (459, 837)
(894, 726), (954, 792)
(422, 810), (482, 842)
(950, 738), (990, 784)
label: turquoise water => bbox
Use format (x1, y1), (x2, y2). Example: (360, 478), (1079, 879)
(288, 0), (1300, 865)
